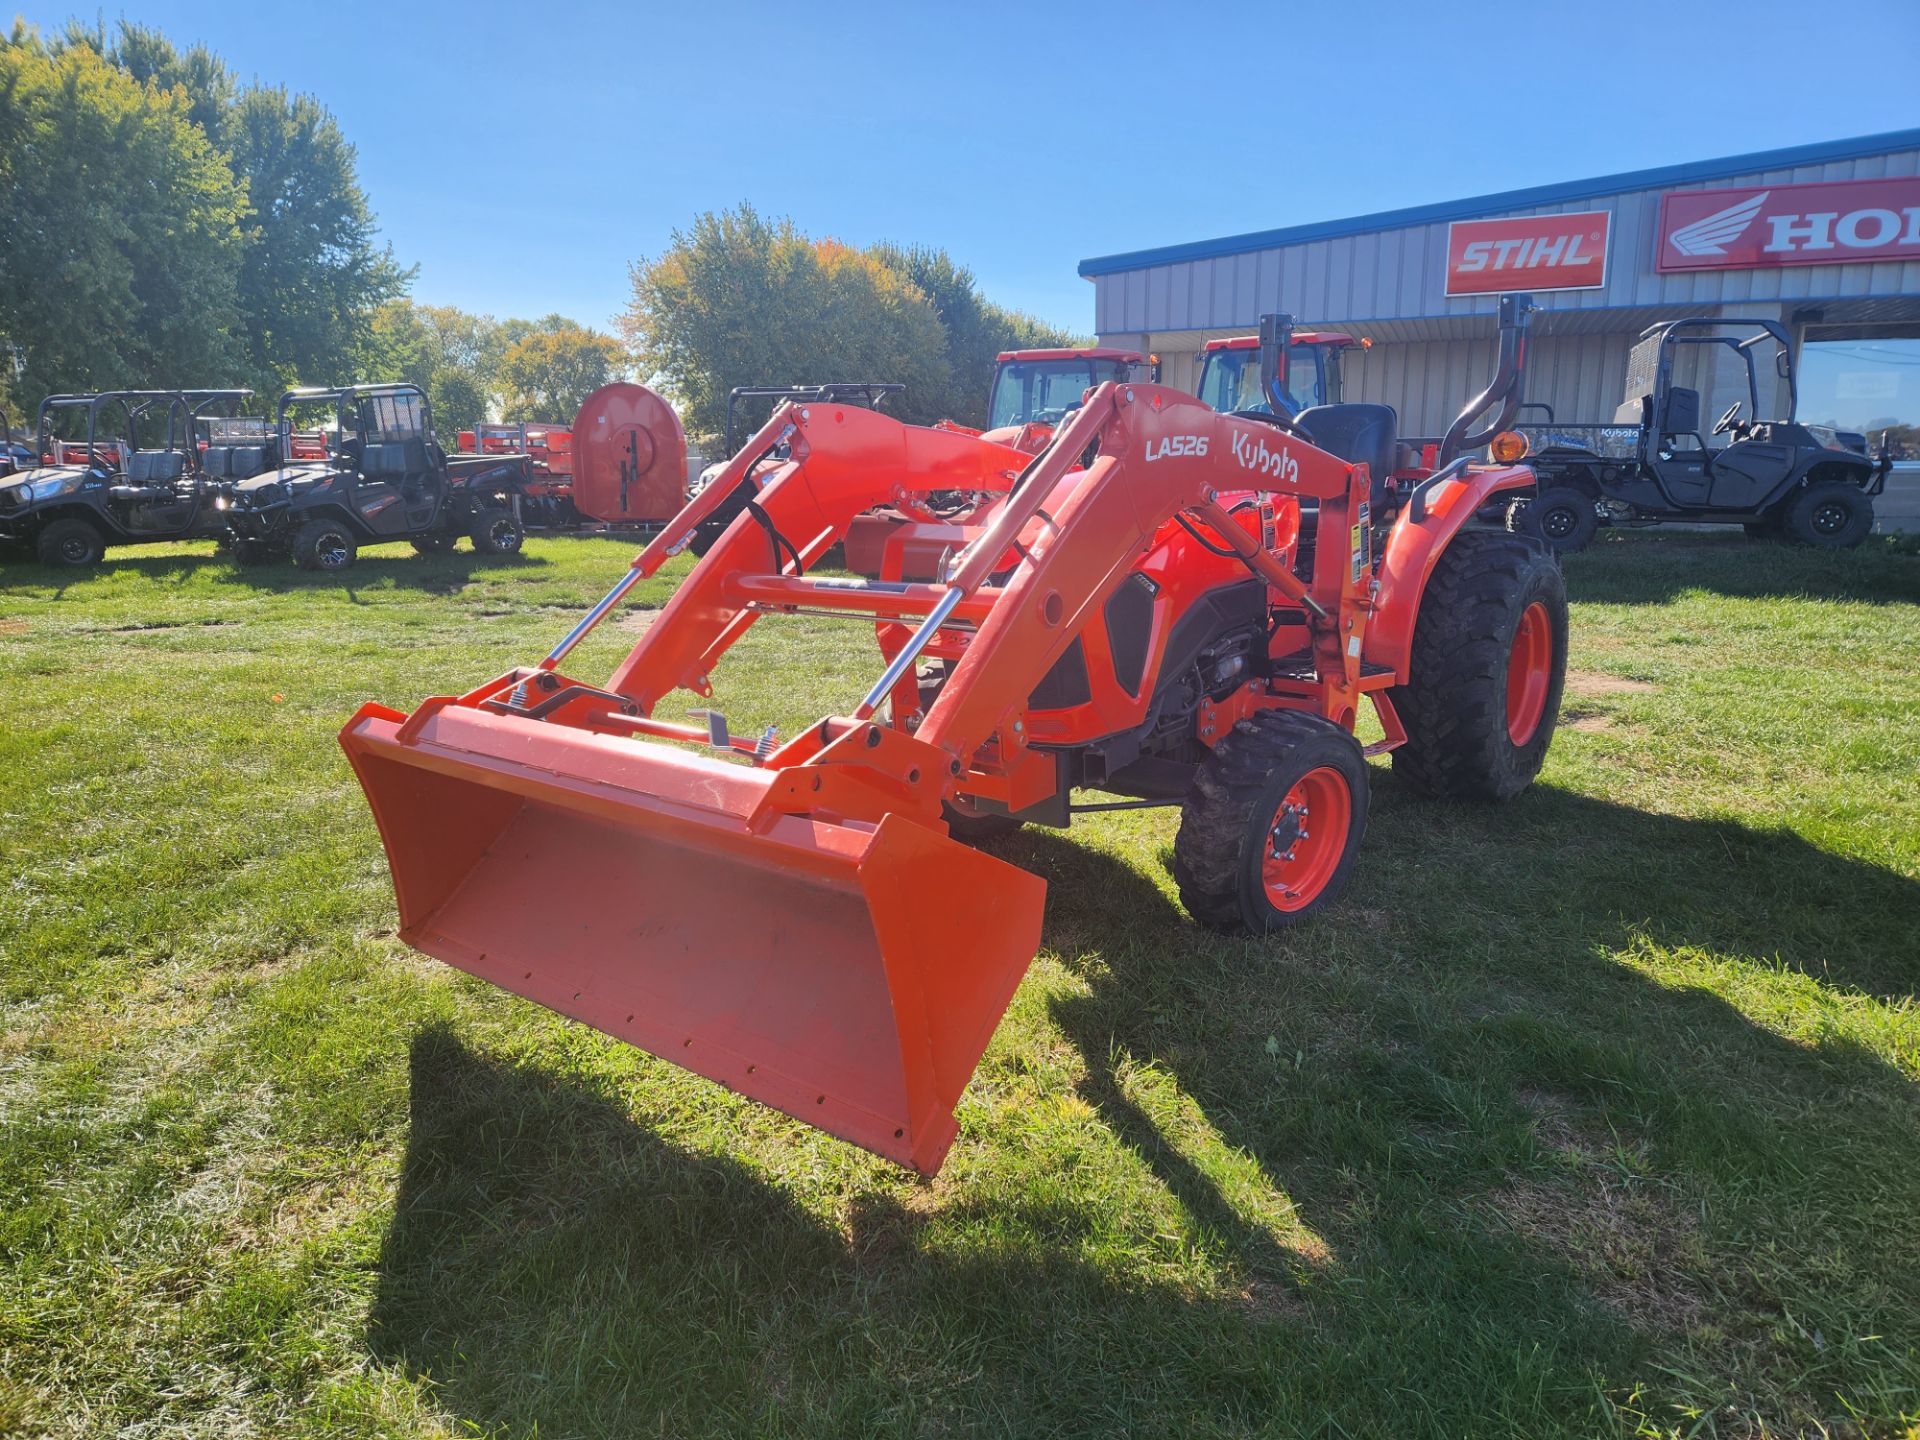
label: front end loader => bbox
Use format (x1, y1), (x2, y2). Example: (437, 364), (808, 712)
(343, 301), (1564, 1175)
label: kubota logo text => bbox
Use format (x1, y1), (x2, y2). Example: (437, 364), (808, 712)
(1144, 434), (1208, 462)
(1229, 429), (1299, 485)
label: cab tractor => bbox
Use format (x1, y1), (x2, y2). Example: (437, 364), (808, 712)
(984, 346), (1157, 432)
(1195, 326), (1365, 416)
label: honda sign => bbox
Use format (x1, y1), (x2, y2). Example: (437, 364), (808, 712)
(1444, 211), (1610, 296)
(1658, 177), (1920, 273)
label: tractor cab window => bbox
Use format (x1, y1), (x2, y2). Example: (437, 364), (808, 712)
(1197, 344), (1324, 416)
(988, 361), (1098, 429)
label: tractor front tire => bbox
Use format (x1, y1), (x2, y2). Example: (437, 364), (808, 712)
(469, 508), (524, 556)
(36, 518), (105, 568)
(1173, 709), (1369, 934)
(1783, 483), (1873, 549)
(292, 519), (357, 572)
(1509, 485), (1598, 553)
(1388, 531), (1567, 802)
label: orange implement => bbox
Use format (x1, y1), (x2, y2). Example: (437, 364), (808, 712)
(343, 365), (1547, 1174)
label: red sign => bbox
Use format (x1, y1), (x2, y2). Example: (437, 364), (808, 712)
(1444, 211), (1610, 295)
(1658, 177), (1920, 272)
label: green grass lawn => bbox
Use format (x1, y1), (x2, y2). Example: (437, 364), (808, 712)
(1, 531), (1917, 1438)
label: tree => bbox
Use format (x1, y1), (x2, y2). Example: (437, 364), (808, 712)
(47, 21), (409, 392)
(0, 28), (246, 401)
(363, 301), (502, 440)
(623, 205), (953, 440)
(499, 326), (627, 423)
(868, 244), (1082, 427)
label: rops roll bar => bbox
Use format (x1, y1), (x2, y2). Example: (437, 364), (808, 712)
(1439, 292), (1535, 465)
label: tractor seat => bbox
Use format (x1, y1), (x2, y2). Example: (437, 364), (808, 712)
(1292, 403), (1399, 510)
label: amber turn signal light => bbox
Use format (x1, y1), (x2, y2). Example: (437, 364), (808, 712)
(1489, 430), (1530, 464)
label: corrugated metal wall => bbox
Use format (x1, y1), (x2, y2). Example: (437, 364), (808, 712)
(1340, 332), (1636, 436)
(1092, 146), (1920, 336)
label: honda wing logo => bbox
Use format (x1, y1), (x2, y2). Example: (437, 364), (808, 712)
(1666, 191), (1767, 256)
(1658, 177), (1920, 272)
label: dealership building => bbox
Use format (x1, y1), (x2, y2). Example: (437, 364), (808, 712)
(1081, 128), (1920, 439)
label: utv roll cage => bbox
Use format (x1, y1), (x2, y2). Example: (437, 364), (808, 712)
(33, 390), (255, 472)
(275, 382), (437, 472)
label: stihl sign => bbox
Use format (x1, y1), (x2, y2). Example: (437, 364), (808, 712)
(1444, 211), (1610, 295)
(1658, 177), (1920, 272)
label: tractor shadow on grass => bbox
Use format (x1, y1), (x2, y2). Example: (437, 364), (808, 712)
(368, 783), (1918, 1436)
(368, 1027), (1645, 1437)
(1564, 531), (1920, 606)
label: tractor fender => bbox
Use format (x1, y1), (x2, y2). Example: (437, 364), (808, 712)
(1365, 465), (1535, 681)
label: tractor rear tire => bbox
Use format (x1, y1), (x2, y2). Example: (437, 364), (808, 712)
(1509, 485), (1597, 553)
(1783, 483), (1873, 549)
(36, 518), (105, 568)
(293, 519), (357, 572)
(411, 533), (457, 555)
(469, 507), (524, 556)
(1387, 531), (1567, 802)
(1173, 709), (1369, 934)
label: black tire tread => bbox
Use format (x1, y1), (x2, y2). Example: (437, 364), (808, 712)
(36, 517), (105, 567)
(1387, 530), (1567, 802)
(1173, 709), (1367, 933)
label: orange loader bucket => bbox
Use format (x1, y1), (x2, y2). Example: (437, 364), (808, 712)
(341, 700), (1047, 1174)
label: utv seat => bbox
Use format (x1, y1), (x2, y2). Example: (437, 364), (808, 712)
(201, 447), (232, 478)
(227, 445), (269, 478)
(110, 449), (187, 502)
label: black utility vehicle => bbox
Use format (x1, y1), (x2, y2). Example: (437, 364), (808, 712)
(1513, 318), (1891, 551)
(0, 390), (253, 566)
(225, 383), (531, 571)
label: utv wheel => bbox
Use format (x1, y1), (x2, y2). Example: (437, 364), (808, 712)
(411, 533), (457, 555)
(1783, 483), (1872, 549)
(293, 519), (357, 571)
(469, 508), (524, 556)
(227, 538), (274, 567)
(942, 797), (1022, 844)
(1510, 485), (1598, 553)
(1387, 531), (1567, 802)
(36, 518), (105, 568)
(1173, 709), (1369, 934)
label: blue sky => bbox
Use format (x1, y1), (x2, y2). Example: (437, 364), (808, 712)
(19, 0), (1920, 337)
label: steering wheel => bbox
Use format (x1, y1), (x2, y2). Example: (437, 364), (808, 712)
(1711, 401), (1743, 437)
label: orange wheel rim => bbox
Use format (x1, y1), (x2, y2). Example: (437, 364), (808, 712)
(1260, 767), (1352, 912)
(1506, 602), (1552, 746)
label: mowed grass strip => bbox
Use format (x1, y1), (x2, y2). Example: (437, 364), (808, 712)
(0, 532), (1916, 1439)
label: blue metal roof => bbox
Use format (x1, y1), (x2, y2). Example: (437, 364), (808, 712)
(1077, 128), (1920, 279)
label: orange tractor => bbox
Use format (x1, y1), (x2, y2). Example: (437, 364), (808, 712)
(343, 293), (1563, 1175)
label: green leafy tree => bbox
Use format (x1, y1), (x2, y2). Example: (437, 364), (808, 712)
(48, 21), (409, 393)
(622, 205), (953, 440)
(499, 327), (627, 423)
(869, 243), (1083, 426)
(0, 28), (246, 401)
(363, 301), (502, 440)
